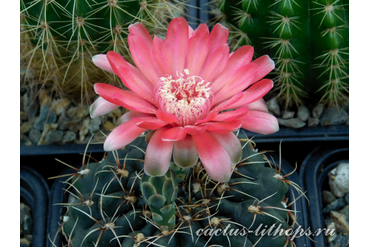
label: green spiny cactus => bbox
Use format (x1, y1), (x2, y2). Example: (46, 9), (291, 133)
(215, 0), (349, 108)
(51, 133), (304, 246)
(310, 0), (349, 106)
(20, 0), (193, 104)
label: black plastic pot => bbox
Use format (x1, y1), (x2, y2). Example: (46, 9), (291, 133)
(20, 126), (349, 156)
(47, 166), (76, 247)
(300, 146), (349, 247)
(20, 166), (50, 247)
(243, 125), (349, 144)
(47, 152), (310, 247)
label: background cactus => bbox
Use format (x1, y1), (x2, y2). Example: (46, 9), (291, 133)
(20, 0), (195, 105)
(51, 132), (304, 246)
(214, 0), (349, 108)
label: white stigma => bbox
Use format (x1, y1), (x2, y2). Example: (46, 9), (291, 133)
(155, 69), (213, 126)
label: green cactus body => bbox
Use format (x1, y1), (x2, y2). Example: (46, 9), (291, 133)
(60, 137), (147, 247)
(217, 0), (349, 108)
(141, 169), (179, 232)
(267, 0), (311, 108)
(310, 0), (349, 106)
(54, 133), (302, 246)
(20, 0), (189, 104)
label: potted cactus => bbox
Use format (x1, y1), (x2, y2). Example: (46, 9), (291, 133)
(20, 0), (349, 149)
(300, 146), (349, 247)
(20, 0), (198, 147)
(207, 0), (349, 131)
(214, 0), (349, 107)
(45, 17), (311, 246)
(48, 134), (310, 246)
(20, 0), (192, 104)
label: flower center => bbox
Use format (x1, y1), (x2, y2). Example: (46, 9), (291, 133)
(155, 69), (213, 126)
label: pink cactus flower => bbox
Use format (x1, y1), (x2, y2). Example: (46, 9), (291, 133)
(90, 17), (278, 182)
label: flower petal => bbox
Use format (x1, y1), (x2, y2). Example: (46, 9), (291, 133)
(106, 51), (155, 104)
(186, 23), (209, 75)
(156, 109), (178, 123)
(195, 111), (219, 124)
(92, 54), (114, 73)
(116, 111), (152, 126)
(211, 132), (242, 165)
(199, 44), (229, 82)
(192, 131), (232, 182)
(207, 23), (229, 57)
(128, 22), (153, 48)
(248, 98), (268, 112)
(205, 120), (242, 134)
(94, 83), (126, 105)
(94, 83), (157, 114)
(223, 79), (274, 110)
(228, 45), (254, 67)
(213, 63), (259, 105)
(184, 125), (208, 135)
(251, 55), (275, 82)
(144, 127), (173, 176)
(167, 17), (189, 75)
(132, 116), (168, 130)
(128, 34), (162, 83)
(240, 110), (279, 135)
(212, 106), (249, 122)
(119, 67), (156, 104)
(90, 96), (119, 118)
(211, 45), (254, 92)
(173, 135), (198, 168)
(210, 92), (244, 113)
(188, 25), (194, 38)
(153, 36), (172, 75)
(104, 120), (146, 151)
(161, 127), (187, 141)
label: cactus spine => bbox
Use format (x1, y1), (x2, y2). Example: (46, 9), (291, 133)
(20, 0), (192, 104)
(52, 133), (303, 246)
(216, 0), (349, 108)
